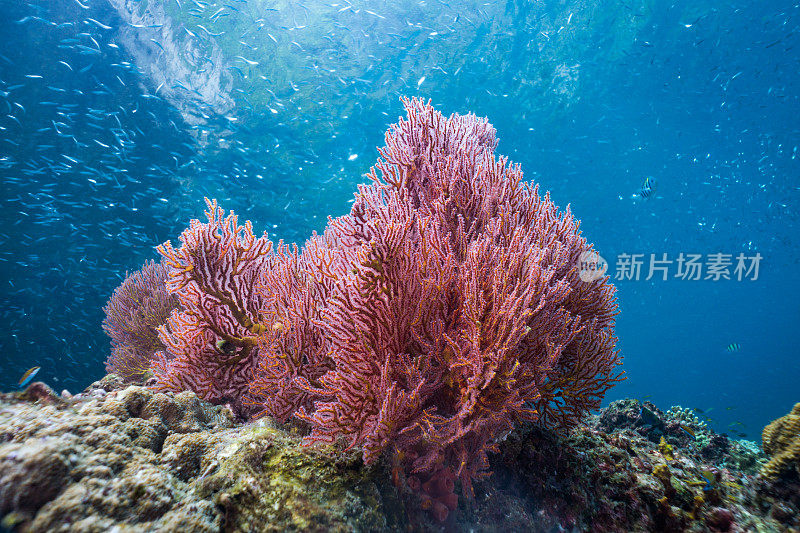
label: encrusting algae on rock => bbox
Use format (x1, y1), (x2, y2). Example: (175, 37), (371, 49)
(1, 378), (799, 532)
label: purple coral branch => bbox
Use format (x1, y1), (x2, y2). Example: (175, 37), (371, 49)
(103, 259), (179, 381)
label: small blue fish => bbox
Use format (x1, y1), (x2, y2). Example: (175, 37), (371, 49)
(699, 469), (716, 491)
(726, 342), (741, 353)
(18, 366), (41, 387)
(639, 176), (657, 199)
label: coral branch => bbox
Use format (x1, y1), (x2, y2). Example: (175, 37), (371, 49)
(103, 259), (180, 381)
(150, 198), (276, 415)
(247, 239), (337, 421)
(287, 98), (622, 516)
(159, 99), (624, 524)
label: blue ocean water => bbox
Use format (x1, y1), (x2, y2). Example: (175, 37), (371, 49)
(1, 0), (797, 441)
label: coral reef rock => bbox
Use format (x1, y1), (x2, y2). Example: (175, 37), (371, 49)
(0, 381), (797, 532)
(0, 378), (402, 532)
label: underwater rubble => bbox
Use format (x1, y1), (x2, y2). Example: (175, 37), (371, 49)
(0, 379), (797, 533)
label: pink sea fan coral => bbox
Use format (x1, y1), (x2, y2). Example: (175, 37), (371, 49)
(152, 98), (622, 522)
(247, 239), (337, 420)
(103, 259), (179, 381)
(150, 198), (277, 414)
(290, 98), (622, 502)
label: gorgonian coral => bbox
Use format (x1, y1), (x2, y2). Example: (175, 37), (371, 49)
(103, 259), (179, 381)
(150, 198), (277, 416)
(247, 239), (337, 421)
(146, 99), (622, 522)
(249, 98), (623, 517)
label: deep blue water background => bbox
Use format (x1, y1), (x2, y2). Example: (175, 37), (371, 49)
(1, 0), (798, 441)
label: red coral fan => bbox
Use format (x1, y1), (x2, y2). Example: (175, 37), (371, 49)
(150, 198), (277, 415)
(103, 259), (179, 381)
(279, 98), (622, 510)
(154, 98), (622, 522)
(247, 239), (337, 420)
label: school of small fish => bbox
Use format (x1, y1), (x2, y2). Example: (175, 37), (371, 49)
(1, 0), (797, 409)
(0, 0), (518, 392)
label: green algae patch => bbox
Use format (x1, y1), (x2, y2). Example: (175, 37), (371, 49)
(192, 424), (404, 532)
